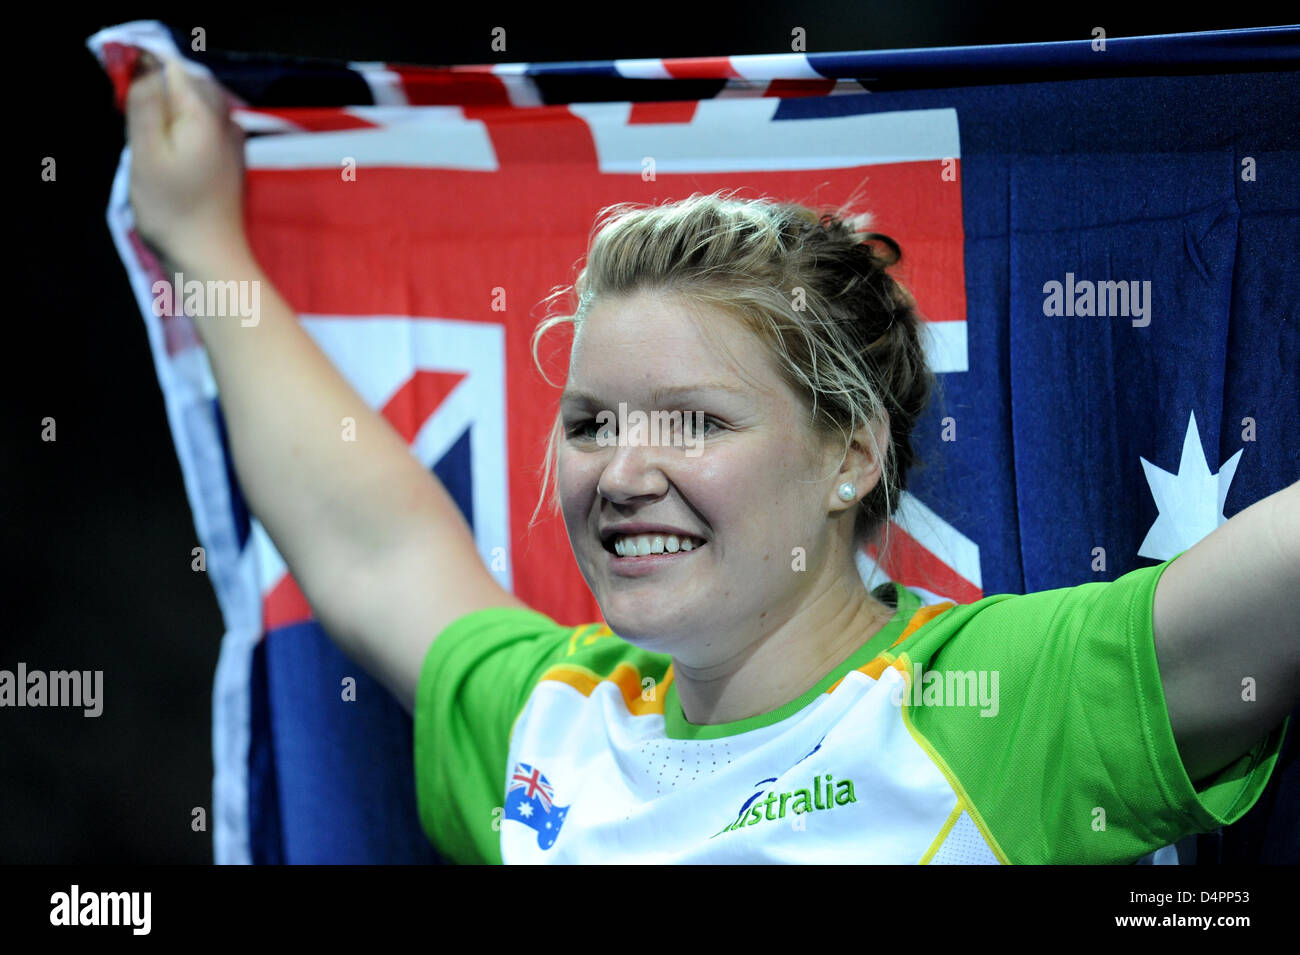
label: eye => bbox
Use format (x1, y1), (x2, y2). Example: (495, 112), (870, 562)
(565, 418), (611, 442)
(563, 413), (724, 445)
(683, 415), (724, 438)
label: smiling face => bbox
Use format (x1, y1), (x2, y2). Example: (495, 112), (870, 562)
(557, 287), (859, 667)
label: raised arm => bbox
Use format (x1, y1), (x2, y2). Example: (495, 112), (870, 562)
(124, 53), (526, 714)
(1152, 477), (1300, 782)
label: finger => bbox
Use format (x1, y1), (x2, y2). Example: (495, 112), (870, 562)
(124, 57), (170, 148)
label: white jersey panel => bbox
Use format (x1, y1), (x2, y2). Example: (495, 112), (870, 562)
(500, 664), (1000, 863)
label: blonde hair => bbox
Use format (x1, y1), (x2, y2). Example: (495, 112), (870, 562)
(529, 188), (934, 569)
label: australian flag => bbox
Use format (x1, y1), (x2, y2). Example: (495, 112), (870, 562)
(88, 20), (1298, 864)
(505, 763), (570, 850)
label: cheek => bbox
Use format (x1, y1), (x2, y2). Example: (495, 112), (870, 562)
(726, 440), (824, 538)
(556, 449), (599, 524)
(693, 445), (796, 528)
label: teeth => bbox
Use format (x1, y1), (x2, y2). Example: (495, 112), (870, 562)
(612, 533), (704, 556)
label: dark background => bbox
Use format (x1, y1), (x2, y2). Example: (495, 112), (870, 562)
(5, 3), (1296, 863)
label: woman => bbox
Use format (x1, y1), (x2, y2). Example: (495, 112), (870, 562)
(124, 53), (1298, 864)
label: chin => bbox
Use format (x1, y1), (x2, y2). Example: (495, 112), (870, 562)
(598, 600), (685, 650)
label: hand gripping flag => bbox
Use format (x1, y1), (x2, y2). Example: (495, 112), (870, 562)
(88, 21), (1299, 864)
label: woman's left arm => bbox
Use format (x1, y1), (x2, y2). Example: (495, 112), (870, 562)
(1153, 478), (1300, 783)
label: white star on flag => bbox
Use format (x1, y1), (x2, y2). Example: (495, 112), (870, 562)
(516, 803), (533, 818)
(1137, 411), (1243, 561)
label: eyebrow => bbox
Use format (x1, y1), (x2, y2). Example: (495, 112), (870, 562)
(560, 381), (751, 406)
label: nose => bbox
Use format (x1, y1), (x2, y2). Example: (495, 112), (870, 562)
(597, 441), (670, 506)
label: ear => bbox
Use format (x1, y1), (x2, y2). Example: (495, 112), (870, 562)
(828, 412), (890, 512)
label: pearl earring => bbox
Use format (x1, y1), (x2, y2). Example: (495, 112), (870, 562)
(837, 482), (856, 502)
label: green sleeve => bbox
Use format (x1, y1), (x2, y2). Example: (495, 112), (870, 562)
(900, 555), (1290, 864)
(413, 606), (585, 865)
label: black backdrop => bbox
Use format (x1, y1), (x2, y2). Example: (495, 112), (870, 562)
(5, 2), (1294, 863)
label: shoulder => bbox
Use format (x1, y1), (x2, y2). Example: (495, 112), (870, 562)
(890, 559), (1175, 646)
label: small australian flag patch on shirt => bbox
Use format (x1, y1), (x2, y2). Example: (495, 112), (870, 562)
(506, 762), (569, 850)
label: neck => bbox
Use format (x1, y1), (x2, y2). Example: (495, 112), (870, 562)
(671, 563), (895, 726)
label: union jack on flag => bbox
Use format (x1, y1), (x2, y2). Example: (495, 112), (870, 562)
(508, 763), (556, 813)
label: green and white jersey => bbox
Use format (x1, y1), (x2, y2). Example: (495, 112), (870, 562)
(414, 554), (1288, 864)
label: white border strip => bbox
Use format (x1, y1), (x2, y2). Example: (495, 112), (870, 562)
(567, 101), (959, 173)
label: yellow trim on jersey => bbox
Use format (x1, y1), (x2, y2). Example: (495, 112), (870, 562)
(918, 803), (964, 864)
(888, 651), (1012, 865)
